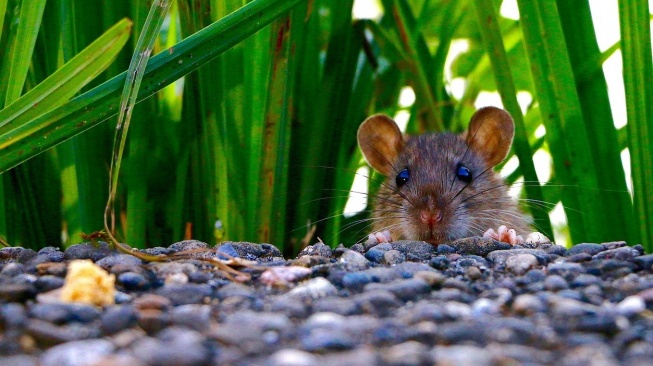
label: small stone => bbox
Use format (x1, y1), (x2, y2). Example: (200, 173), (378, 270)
(0, 280), (36, 302)
(512, 294), (546, 315)
(117, 272), (150, 290)
(567, 243), (606, 256)
(593, 246), (640, 261)
(633, 254), (653, 270)
(260, 266), (312, 286)
(1, 262), (24, 276)
(101, 305), (138, 335)
(133, 294), (172, 311)
(364, 278), (431, 302)
(465, 266), (482, 280)
(429, 256), (450, 270)
(544, 275), (569, 291)
(267, 349), (319, 366)
(29, 303), (100, 324)
(168, 240), (210, 252)
(95, 254), (143, 269)
(436, 244), (456, 254)
(617, 296), (646, 316)
(506, 253), (538, 275)
(155, 283), (212, 306)
(289, 277), (339, 299)
(63, 243), (114, 261)
(414, 271), (445, 286)
(40, 339), (114, 366)
(298, 242), (332, 258)
(352, 291), (401, 317)
(382, 250), (405, 265)
(601, 241), (628, 249)
(134, 328), (211, 366)
(547, 262), (584, 280)
(339, 249), (370, 271)
(388, 240), (438, 261)
(383, 341), (432, 365)
(451, 236), (512, 256)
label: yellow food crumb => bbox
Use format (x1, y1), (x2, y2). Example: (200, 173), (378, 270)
(60, 260), (115, 306)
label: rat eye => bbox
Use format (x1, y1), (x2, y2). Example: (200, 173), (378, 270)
(456, 164), (472, 183)
(395, 168), (410, 187)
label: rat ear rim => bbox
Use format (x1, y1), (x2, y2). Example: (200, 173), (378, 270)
(357, 114), (404, 176)
(465, 107), (515, 167)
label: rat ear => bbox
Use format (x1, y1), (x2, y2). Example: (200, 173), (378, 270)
(357, 114), (404, 176)
(464, 107), (515, 167)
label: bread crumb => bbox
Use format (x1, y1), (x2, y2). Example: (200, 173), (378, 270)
(61, 260), (115, 306)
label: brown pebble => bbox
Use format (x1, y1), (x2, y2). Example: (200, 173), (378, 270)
(133, 294), (171, 311)
(465, 266), (482, 281)
(36, 262), (67, 277)
(414, 271), (445, 286)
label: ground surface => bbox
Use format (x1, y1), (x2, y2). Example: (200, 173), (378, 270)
(0, 237), (652, 366)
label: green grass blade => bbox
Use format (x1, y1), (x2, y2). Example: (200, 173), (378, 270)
(0, 0), (7, 44)
(556, 0), (635, 244)
(0, 0), (305, 174)
(0, 18), (133, 134)
(256, 15), (293, 246)
(517, 0), (606, 243)
(618, 0), (653, 250)
(2, 0), (46, 105)
(105, 0), (173, 238)
(473, 0), (552, 238)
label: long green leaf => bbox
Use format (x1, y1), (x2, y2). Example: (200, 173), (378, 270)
(0, 18), (133, 133)
(556, 0), (635, 244)
(619, 0), (653, 250)
(2, 0), (46, 105)
(473, 0), (552, 238)
(0, 0), (306, 174)
(517, 0), (605, 243)
(104, 0), (172, 239)
(256, 15), (293, 245)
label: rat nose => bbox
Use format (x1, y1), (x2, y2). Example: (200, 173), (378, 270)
(420, 209), (444, 227)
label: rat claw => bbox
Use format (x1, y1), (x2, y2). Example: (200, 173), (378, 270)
(483, 228), (498, 239)
(484, 225), (524, 245)
(367, 230), (393, 245)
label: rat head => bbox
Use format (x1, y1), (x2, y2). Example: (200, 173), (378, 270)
(357, 107), (518, 244)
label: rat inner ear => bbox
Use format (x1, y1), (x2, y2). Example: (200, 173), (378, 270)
(464, 107), (515, 167)
(357, 114), (404, 176)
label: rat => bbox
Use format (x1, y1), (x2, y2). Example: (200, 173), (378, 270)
(357, 106), (547, 246)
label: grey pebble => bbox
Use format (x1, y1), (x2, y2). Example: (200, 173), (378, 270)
(41, 339), (114, 366)
(298, 242), (332, 258)
(155, 283), (212, 305)
(100, 305), (138, 335)
(289, 277), (338, 299)
(567, 243), (606, 256)
(63, 243), (114, 261)
(506, 253), (539, 275)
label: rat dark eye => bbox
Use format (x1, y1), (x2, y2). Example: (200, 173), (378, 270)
(456, 164), (472, 183)
(395, 168), (410, 187)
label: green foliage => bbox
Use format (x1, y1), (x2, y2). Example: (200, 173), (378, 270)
(0, 0), (650, 253)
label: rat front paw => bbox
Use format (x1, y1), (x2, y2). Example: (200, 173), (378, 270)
(366, 230), (392, 245)
(483, 225), (522, 245)
(483, 225), (551, 245)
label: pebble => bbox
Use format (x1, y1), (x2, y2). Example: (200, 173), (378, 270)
(506, 253), (539, 275)
(40, 339), (114, 366)
(0, 237), (649, 365)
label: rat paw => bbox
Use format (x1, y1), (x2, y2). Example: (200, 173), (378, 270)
(483, 225), (523, 245)
(366, 230), (392, 245)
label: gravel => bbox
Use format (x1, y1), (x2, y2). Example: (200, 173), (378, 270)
(0, 238), (652, 365)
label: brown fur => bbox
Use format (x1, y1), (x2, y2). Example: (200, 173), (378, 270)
(357, 107), (531, 245)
